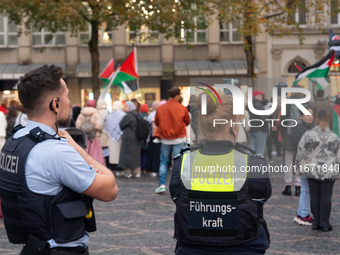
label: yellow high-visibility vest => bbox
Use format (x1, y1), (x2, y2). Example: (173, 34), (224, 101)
(180, 149), (248, 192)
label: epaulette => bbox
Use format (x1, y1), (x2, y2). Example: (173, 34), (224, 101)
(234, 142), (258, 158)
(11, 124), (24, 135)
(29, 127), (60, 143)
(174, 144), (200, 160)
(180, 144), (200, 155)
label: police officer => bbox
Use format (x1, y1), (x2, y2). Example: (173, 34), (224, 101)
(170, 93), (271, 255)
(0, 65), (118, 255)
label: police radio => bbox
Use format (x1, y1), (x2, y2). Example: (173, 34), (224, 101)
(82, 195), (97, 232)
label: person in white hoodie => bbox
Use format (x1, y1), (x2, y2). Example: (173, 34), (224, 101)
(0, 111), (7, 149)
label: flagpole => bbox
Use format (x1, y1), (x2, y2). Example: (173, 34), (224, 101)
(334, 63), (339, 95)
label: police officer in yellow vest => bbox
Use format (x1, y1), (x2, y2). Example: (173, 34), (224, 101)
(170, 93), (271, 255)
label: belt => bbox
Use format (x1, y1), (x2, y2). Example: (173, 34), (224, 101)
(49, 246), (89, 255)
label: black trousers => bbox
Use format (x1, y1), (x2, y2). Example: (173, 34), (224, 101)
(308, 178), (335, 228)
(145, 137), (161, 173)
(176, 246), (263, 255)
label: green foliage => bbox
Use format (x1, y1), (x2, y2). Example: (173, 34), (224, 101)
(0, 0), (213, 99)
(210, 0), (337, 78)
(213, 0), (333, 43)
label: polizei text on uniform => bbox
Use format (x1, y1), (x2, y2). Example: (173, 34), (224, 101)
(0, 152), (19, 174)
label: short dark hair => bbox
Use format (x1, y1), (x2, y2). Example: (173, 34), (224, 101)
(316, 89), (324, 98)
(18, 65), (64, 116)
(335, 98), (340, 105)
(167, 87), (180, 98)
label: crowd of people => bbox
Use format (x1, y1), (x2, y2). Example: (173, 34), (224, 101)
(0, 78), (339, 255)
(247, 86), (340, 232)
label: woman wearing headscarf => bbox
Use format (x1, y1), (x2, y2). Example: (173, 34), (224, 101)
(97, 99), (110, 166)
(146, 101), (161, 177)
(106, 101), (126, 176)
(76, 100), (105, 165)
(118, 101), (142, 178)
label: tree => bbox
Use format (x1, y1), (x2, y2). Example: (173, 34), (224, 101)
(212, 0), (336, 81)
(0, 0), (210, 100)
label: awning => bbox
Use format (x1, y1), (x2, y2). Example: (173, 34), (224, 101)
(173, 60), (260, 76)
(75, 62), (163, 78)
(0, 60), (260, 80)
(0, 63), (66, 79)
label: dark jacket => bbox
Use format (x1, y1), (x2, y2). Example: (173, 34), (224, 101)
(170, 140), (271, 253)
(118, 110), (141, 169)
(246, 99), (267, 133)
(280, 93), (306, 151)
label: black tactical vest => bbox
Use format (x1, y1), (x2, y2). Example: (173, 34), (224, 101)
(0, 127), (88, 244)
(174, 150), (261, 246)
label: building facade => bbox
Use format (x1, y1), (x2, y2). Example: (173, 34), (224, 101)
(0, 4), (339, 108)
(0, 12), (265, 108)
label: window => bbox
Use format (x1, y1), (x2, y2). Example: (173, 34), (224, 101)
(126, 24), (159, 44)
(220, 21), (241, 43)
(0, 13), (17, 46)
(80, 21), (114, 45)
(331, 0), (339, 25)
(288, 0), (306, 25)
(175, 17), (206, 43)
(32, 28), (65, 46)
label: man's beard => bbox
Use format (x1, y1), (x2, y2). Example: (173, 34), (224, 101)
(57, 115), (71, 127)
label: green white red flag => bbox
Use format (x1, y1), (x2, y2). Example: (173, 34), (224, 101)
(99, 48), (139, 100)
(293, 50), (335, 88)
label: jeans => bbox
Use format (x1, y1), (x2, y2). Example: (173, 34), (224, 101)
(297, 174), (310, 218)
(248, 131), (267, 157)
(283, 150), (300, 186)
(159, 142), (184, 185)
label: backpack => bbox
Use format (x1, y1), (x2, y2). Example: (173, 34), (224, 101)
(131, 113), (149, 140)
(80, 114), (95, 142)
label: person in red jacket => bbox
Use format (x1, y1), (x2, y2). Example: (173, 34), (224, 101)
(154, 87), (190, 194)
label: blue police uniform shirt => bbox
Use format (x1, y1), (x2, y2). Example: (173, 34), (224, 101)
(13, 120), (97, 248)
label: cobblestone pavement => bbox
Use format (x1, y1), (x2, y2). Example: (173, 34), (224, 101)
(0, 155), (340, 254)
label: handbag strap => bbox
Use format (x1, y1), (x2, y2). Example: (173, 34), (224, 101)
(304, 132), (333, 163)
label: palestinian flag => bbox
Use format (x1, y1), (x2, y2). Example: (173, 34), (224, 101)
(294, 50), (336, 87)
(99, 59), (114, 82)
(97, 59), (114, 100)
(329, 29), (340, 58)
(98, 48), (139, 99)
